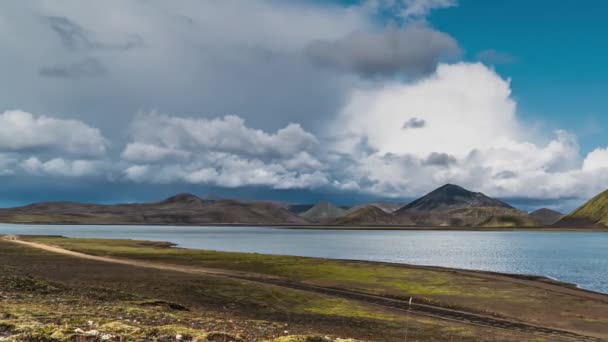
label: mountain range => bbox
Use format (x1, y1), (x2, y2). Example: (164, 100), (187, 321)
(10, 183), (608, 228)
(0, 193), (307, 225)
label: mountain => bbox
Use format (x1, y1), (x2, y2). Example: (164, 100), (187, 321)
(335, 206), (413, 225)
(555, 190), (608, 228)
(529, 208), (564, 226)
(397, 184), (512, 213)
(371, 202), (407, 213)
(286, 204), (316, 214)
(299, 201), (347, 223)
(393, 184), (539, 227)
(346, 202), (406, 214)
(401, 207), (537, 227)
(0, 194), (309, 225)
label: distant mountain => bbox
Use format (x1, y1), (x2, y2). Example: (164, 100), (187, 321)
(402, 207), (537, 227)
(286, 204), (316, 214)
(372, 202), (407, 213)
(0, 194), (309, 225)
(555, 190), (608, 228)
(529, 208), (564, 226)
(335, 206), (413, 225)
(397, 184), (512, 213)
(346, 202), (406, 214)
(393, 184), (539, 227)
(300, 201), (347, 223)
(160, 193), (209, 206)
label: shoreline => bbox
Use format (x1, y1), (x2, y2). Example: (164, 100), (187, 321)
(3, 233), (607, 296)
(1, 221), (608, 232)
(4, 235), (608, 340)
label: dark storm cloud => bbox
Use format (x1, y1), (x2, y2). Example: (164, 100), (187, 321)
(493, 170), (518, 179)
(46, 16), (143, 52)
(423, 152), (457, 167)
(39, 57), (107, 79)
(305, 26), (461, 77)
(402, 117), (426, 129)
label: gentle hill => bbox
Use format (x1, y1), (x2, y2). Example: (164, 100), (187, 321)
(530, 208), (564, 226)
(286, 204), (316, 214)
(158, 193), (208, 208)
(0, 195), (309, 225)
(299, 201), (347, 223)
(346, 202), (406, 214)
(397, 184), (512, 213)
(335, 205), (413, 225)
(402, 207), (538, 227)
(555, 189), (608, 228)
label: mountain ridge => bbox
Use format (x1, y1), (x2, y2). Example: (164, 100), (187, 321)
(555, 189), (608, 228)
(397, 184), (513, 213)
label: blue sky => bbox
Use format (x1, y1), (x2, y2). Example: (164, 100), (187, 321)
(0, 0), (607, 212)
(428, 0), (608, 153)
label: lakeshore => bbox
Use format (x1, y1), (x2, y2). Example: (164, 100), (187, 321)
(2, 235), (608, 341)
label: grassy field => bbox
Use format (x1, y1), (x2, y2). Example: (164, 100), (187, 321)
(2, 236), (608, 341)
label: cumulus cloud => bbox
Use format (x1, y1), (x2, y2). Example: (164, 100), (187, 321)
(0, 110), (107, 157)
(306, 25), (460, 77)
(120, 113), (327, 189)
(21, 157), (104, 177)
(121, 143), (191, 163)
(583, 148), (608, 171)
(329, 62), (608, 200)
(126, 114), (318, 160)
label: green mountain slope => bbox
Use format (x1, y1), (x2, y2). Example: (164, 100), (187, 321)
(556, 189), (608, 227)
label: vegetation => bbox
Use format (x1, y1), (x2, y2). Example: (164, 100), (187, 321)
(561, 189), (608, 227)
(18, 236), (608, 339)
(2, 238), (531, 341)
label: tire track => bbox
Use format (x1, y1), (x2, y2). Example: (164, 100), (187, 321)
(5, 236), (606, 342)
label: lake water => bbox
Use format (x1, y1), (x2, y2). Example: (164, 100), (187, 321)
(1, 224), (607, 294)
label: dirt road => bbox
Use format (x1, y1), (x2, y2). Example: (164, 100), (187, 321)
(4, 236), (607, 342)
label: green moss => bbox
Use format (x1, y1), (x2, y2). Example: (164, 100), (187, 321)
(568, 189), (608, 226)
(23, 236), (520, 301)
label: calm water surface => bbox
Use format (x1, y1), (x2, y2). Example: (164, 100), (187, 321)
(1, 224), (607, 293)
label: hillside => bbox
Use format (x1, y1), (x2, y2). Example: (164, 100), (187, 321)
(401, 207), (538, 227)
(0, 194), (309, 225)
(555, 189), (608, 227)
(530, 208), (564, 226)
(335, 205), (413, 225)
(398, 184), (512, 213)
(393, 184), (538, 227)
(299, 201), (347, 223)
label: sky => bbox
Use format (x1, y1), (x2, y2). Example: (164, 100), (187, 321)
(0, 0), (607, 212)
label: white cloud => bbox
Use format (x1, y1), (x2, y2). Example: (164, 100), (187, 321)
(583, 148), (608, 171)
(21, 157), (104, 177)
(126, 113), (318, 159)
(0, 110), (106, 157)
(399, 0), (457, 19)
(122, 142), (191, 163)
(329, 62), (608, 200)
(120, 113), (327, 189)
(333, 63), (520, 157)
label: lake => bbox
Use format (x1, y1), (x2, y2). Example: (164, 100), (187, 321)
(1, 224), (607, 294)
